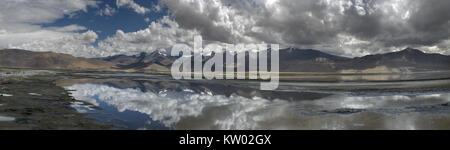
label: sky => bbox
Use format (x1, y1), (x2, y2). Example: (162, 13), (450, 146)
(0, 0), (449, 58)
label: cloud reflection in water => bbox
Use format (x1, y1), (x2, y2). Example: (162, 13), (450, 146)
(65, 83), (450, 130)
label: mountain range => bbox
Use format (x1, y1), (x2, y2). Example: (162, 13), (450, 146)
(0, 49), (116, 71)
(1, 48), (449, 73)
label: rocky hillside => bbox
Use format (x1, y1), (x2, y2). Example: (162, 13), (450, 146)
(0, 49), (116, 71)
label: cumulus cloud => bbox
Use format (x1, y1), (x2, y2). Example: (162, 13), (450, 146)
(116, 0), (150, 15)
(97, 4), (117, 16)
(158, 0), (450, 56)
(12, 30), (100, 58)
(97, 16), (200, 57)
(0, 0), (98, 54)
(0, 0), (97, 33)
(2, 0), (450, 58)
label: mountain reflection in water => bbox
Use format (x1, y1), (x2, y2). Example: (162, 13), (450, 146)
(62, 78), (450, 130)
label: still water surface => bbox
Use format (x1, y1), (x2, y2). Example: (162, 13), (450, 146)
(61, 75), (450, 130)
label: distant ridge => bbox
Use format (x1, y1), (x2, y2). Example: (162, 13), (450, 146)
(1, 48), (449, 73)
(0, 49), (116, 71)
(340, 48), (450, 72)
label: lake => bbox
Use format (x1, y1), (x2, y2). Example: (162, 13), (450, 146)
(58, 73), (450, 130)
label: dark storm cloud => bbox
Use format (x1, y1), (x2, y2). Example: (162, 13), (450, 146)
(403, 0), (450, 46)
(163, 0), (234, 43)
(160, 0), (450, 56)
(255, 0), (341, 45)
(409, 0), (450, 32)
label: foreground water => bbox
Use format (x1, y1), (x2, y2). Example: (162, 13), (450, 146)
(59, 74), (450, 130)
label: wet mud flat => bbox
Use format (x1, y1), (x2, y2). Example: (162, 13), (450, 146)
(0, 75), (110, 129)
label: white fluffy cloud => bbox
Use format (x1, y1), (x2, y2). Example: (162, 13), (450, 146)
(97, 16), (200, 57)
(12, 30), (100, 58)
(0, 0), (97, 34)
(0, 0), (97, 26)
(46, 24), (87, 32)
(0, 0), (98, 55)
(116, 0), (150, 15)
(97, 4), (117, 16)
(2, 0), (450, 58)
(5, 8), (199, 57)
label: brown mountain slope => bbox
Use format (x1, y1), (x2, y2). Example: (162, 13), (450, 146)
(0, 49), (117, 70)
